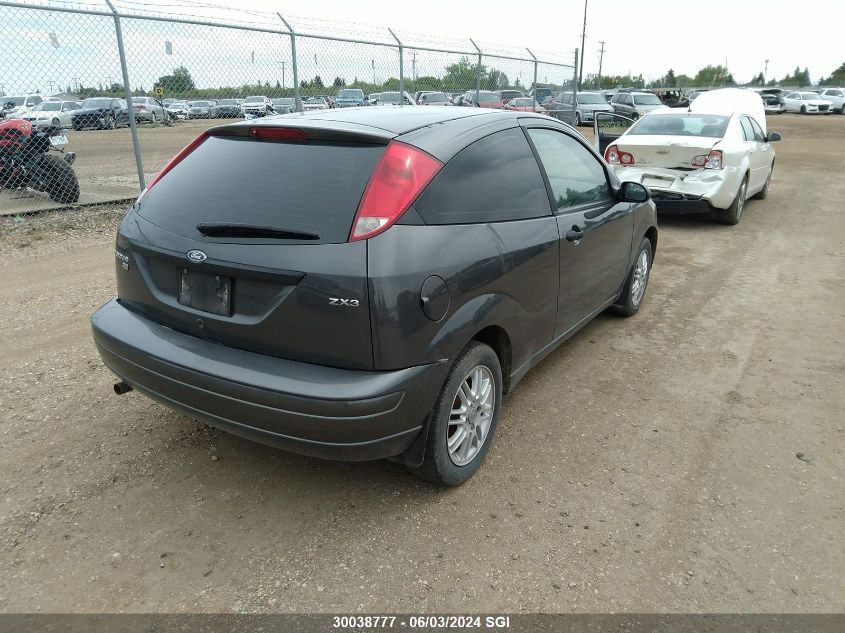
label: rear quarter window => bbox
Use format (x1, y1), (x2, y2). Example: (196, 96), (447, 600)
(413, 128), (551, 225)
(136, 136), (384, 244)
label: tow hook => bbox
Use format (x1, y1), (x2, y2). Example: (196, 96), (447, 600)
(64, 152), (76, 166)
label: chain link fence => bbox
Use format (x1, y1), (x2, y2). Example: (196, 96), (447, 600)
(0, 0), (576, 219)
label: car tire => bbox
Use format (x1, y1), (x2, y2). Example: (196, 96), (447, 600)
(716, 175), (748, 225)
(574, 111), (582, 126)
(150, 112), (157, 123)
(613, 237), (652, 317)
(51, 117), (60, 126)
(753, 161), (774, 200)
(631, 112), (639, 120)
(408, 342), (503, 486)
(800, 105), (806, 115)
(106, 115), (115, 130)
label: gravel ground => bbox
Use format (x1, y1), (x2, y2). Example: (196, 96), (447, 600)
(0, 114), (842, 613)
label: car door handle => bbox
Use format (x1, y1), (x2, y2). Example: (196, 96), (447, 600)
(565, 226), (585, 242)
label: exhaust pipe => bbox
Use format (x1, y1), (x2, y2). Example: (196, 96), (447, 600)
(113, 381), (133, 395)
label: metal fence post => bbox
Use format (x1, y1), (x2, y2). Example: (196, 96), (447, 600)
(527, 48), (538, 111)
(104, 0), (145, 191)
(388, 29), (404, 107)
(470, 39), (482, 104)
(572, 48), (579, 126)
(277, 14), (301, 112)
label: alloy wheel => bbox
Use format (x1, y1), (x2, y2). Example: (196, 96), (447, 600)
(631, 249), (650, 307)
(447, 366), (495, 467)
(737, 180), (747, 219)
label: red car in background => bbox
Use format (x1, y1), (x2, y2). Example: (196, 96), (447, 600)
(504, 97), (548, 114)
(463, 90), (504, 108)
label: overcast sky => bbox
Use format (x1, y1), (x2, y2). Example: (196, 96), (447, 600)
(135, 0), (844, 83)
(4, 0), (842, 95)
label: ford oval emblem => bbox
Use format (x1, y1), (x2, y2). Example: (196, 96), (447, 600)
(187, 249), (207, 262)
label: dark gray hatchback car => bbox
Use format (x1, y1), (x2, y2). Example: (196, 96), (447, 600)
(92, 106), (657, 485)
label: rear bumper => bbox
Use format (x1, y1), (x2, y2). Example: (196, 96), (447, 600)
(613, 165), (740, 210)
(91, 299), (448, 461)
(649, 191), (713, 214)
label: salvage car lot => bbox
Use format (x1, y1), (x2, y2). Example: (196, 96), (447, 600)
(0, 115), (842, 612)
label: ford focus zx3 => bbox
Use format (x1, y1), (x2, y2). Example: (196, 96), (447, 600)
(92, 106), (658, 485)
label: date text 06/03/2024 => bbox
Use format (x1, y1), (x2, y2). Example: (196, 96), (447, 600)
(331, 615), (512, 629)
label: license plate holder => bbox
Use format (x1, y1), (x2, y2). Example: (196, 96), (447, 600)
(643, 175), (674, 189)
(49, 135), (68, 146)
(178, 269), (232, 316)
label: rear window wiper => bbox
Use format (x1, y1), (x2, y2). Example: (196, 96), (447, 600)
(196, 223), (320, 240)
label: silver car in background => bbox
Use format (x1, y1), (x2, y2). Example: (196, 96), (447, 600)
(553, 91), (613, 125)
(187, 100), (214, 119)
(133, 96), (166, 123)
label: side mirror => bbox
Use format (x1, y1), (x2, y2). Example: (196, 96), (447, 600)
(766, 132), (781, 142)
(619, 181), (650, 203)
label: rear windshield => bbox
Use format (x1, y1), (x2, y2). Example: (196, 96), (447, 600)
(476, 93), (499, 103)
(82, 98), (112, 108)
(633, 94), (662, 105)
(629, 114), (730, 138)
(578, 93), (606, 104)
(137, 136), (384, 244)
(379, 93), (401, 103)
(338, 89), (364, 99)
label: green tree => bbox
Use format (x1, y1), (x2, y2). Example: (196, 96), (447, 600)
(443, 57), (486, 91)
(693, 64), (734, 86)
(820, 62), (845, 85)
(333, 76), (345, 87)
(156, 66), (195, 93)
(487, 69), (509, 90)
(312, 75), (324, 89)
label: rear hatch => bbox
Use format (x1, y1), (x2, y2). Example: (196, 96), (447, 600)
(116, 125), (390, 370)
(615, 135), (721, 170)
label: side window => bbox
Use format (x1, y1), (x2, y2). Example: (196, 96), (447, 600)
(528, 128), (613, 211)
(562, 94), (572, 105)
(414, 128), (551, 225)
(749, 118), (765, 142)
(739, 117), (755, 142)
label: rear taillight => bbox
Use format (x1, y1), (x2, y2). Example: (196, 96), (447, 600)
(691, 150), (722, 169)
(605, 146), (635, 166)
(136, 104), (146, 110)
(349, 141), (442, 241)
(137, 132), (208, 201)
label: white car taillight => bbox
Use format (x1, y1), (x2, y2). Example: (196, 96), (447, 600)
(691, 150), (723, 170)
(605, 146), (635, 166)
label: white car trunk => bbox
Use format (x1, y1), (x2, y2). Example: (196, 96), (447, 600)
(615, 135), (721, 170)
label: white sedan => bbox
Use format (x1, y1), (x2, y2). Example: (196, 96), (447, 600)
(20, 100), (80, 128)
(783, 91), (833, 114)
(818, 88), (845, 113)
(596, 88), (781, 225)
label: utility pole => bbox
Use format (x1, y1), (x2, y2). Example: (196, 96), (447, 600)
(372, 59), (376, 86)
(578, 0), (588, 89)
(412, 51), (417, 81)
(764, 59), (769, 85)
(281, 61), (286, 90)
(597, 41), (605, 90)
(46, 80), (54, 94)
